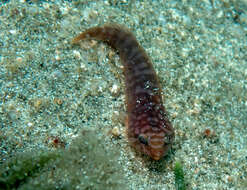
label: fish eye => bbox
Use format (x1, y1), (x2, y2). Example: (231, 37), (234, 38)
(138, 135), (148, 145)
(164, 136), (171, 144)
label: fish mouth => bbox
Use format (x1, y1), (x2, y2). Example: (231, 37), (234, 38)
(150, 149), (164, 160)
(152, 155), (162, 160)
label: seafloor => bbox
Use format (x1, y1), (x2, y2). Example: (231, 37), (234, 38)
(0, 0), (247, 189)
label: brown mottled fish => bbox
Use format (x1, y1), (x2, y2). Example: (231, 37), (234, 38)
(72, 24), (174, 160)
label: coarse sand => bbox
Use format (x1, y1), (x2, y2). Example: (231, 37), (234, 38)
(0, 0), (247, 189)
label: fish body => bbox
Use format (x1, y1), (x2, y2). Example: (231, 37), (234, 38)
(72, 24), (174, 160)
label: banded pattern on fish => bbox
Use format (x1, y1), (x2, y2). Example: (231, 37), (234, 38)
(72, 24), (174, 160)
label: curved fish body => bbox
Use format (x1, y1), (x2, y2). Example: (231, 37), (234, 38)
(72, 24), (174, 160)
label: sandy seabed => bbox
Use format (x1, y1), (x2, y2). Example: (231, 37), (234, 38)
(0, 0), (247, 189)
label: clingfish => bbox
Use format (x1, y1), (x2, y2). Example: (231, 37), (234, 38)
(72, 24), (174, 160)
